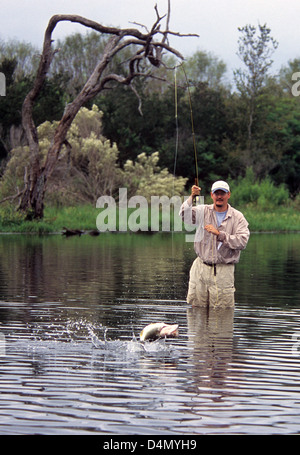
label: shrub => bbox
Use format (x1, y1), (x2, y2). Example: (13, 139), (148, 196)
(228, 167), (289, 209)
(121, 152), (187, 202)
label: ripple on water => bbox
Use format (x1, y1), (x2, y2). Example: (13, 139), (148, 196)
(1, 303), (300, 435)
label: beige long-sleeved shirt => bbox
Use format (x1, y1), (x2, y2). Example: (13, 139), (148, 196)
(179, 200), (250, 264)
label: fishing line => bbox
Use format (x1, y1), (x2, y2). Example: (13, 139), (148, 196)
(173, 62), (199, 185)
(180, 63), (199, 188)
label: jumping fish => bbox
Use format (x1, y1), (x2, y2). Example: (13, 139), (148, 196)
(140, 322), (179, 341)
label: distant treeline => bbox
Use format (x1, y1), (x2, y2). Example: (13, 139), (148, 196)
(0, 28), (300, 199)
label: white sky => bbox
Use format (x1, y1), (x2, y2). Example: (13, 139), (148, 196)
(1, 0), (300, 78)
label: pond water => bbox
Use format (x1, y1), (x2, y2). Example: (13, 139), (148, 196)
(0, 232), (299, 435)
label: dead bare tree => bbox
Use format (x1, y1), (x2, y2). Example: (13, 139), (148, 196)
(18, 4), (194, 219)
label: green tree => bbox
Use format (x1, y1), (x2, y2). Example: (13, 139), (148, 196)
(184, 50), (228, 89)
(171, 81), (230, 188)
(122, 151), (187, 201)
(0, 49), (66, 160)
(0, 105), (187, 205)
(0, 105), (121, 205)
(99, 83), (176, 166)
(266, 96), (300, 196)
(234, 23), (278, 151)
(0, 39), (40, 80)
(51, 32), (110, 99)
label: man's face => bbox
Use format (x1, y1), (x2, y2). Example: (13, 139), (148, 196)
(211, 190), (231, 210)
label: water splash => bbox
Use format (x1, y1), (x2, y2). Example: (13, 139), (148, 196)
(64, 318), (175, 356)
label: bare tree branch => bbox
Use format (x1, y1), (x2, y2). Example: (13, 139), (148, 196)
(19, 6), (197, 218)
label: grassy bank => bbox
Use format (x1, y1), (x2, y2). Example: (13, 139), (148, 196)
(0, 205), (99, 234)
(243, 206), (300, 232)
(0, 204), (299, 234)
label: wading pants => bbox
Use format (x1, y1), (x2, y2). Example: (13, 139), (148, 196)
(187, 257), (235, 308)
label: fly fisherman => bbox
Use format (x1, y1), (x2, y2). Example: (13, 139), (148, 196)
(179, 181), (250, 308)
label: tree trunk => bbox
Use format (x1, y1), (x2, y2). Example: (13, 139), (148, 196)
(19, 173), (46, 219)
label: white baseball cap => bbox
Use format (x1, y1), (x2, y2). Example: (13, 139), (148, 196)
(211, 180), (230, 193)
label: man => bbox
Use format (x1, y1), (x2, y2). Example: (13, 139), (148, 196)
(179, 180), (250, 308)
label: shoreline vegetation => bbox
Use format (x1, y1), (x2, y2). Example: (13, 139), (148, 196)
(1, 33), (300, 228)
(0, 204), (299, 234)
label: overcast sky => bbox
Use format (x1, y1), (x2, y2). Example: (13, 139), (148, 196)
(1, 0), (300, 79)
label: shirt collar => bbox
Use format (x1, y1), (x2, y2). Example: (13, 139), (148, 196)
(208, 203), (232, 218)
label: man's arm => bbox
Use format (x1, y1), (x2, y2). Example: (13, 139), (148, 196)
(179, 185), (202, 225)
(217, 215), (250, 250)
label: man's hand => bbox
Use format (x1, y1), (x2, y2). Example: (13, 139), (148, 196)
(204, 224), (220, 236)
(191, 185), (201, 197)
(186, 185), (202, 206)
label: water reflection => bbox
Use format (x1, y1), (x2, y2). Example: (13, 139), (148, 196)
(0, 233), (300, 434)
(0, 234), (191, 306)
(235, 233), (300, 305)
(187, 307), (234, 391)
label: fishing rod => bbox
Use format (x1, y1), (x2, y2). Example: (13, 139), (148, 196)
(179, 63), (200, 205)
